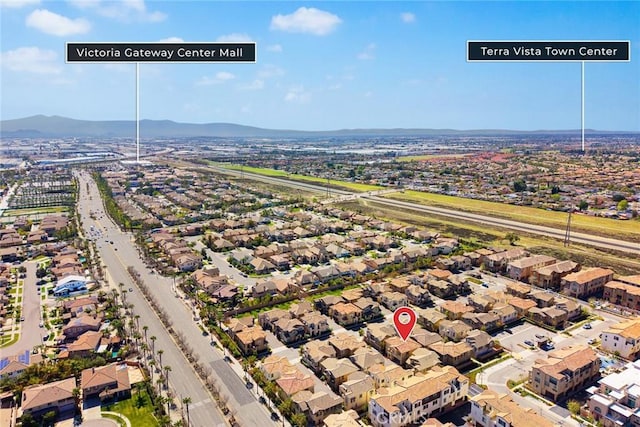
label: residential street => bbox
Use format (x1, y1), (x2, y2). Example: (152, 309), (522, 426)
(7, 260), (43, 355)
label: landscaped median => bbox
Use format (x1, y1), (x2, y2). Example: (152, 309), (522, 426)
(217, 163), (384, 193)
(383, 189), (640, 242)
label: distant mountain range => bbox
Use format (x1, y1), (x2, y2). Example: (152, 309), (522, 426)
(0, 115), (635, 138)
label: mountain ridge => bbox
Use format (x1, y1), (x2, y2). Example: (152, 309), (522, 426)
(1, 115), (636, 138)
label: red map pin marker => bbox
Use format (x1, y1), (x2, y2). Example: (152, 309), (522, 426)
(393, 306), (417, 341)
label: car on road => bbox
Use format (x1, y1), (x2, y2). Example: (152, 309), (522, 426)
(583, 323), (592, 329)
(258, 396), (267, 405)
(270, 412), (280, 421)
(524, 340), (534, 347)
(39, 322), (44, 328)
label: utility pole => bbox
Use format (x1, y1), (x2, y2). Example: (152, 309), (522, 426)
(564, 208), (572, 247)
(326, 177), (330, 199)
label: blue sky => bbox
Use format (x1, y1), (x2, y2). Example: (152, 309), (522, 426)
(1, 0), (639, 131)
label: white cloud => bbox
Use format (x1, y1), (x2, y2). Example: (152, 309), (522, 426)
(0, 0), (40, 8)
(257, 64), (284, 79)
(271, 7), (341, 36)
(216, 33), (253, 42)
(69, 0), (165, 23)
(26, 9), (90, 36)
(266, 44), (283, 53)
(215, 71), (235, 80)
(196, 71), (235, 86)
(284, 85), (311, 103)
(401, 12), (416, 23)
(357, 43), (376, 60)
(0, 47), (61, 74)
(240, 79), (264, 90)
(158, 37), (184, 43)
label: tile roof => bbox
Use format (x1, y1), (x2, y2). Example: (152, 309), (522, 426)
(471, 389), (554, 427)
(21, 377), (76, 411)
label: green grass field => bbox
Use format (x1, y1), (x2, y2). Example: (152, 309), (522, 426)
(385, 190), (640, 241)
(338, 198), (640, 275)
(102, 389), (158, 427)
(219, 163), (383, 193)
(2, 206), (68, 217)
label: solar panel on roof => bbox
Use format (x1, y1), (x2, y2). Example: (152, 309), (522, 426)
(18, 350), (30, 364)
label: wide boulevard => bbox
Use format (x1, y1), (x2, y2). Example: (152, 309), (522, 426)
(75, 170), (277, 427)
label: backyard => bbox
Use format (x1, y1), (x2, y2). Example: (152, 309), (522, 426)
(102, 388), (158, 427)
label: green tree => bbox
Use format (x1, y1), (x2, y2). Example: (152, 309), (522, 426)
(278, 398), (294, 417)
(291, 413), (307, 427)
(567, 399), (581, 415)
(182, 396), (192, 426)
(578, 200), (589, 211)
(513, 179), (527, 192)
(20, 413), (38, 427)
(505, 232), (520, 245)
(42, 410), (57, 427)
(617, 199), (629, 211)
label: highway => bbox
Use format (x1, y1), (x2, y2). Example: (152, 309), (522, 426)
(208, 165), (640, 256)
(75, 170), (277, 427)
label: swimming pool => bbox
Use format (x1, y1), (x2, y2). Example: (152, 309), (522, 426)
(600, 356), (617, 370)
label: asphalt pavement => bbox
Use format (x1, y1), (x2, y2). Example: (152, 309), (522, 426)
(76, 171), (227, 427)
(76, 170), (278, 427)
(7, 261), (44, 355)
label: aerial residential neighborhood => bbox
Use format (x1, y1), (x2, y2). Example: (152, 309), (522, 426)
(1, 2), (639, 427)
(0, 151), (638, 427)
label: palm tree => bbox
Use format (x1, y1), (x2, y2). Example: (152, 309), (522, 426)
(166, 391), (174, 417)
(150, 335), (157, 354)
(157, 414), (171, 427)
(134, 314), (141, 329)
(72, 387), (81, 411)
(142, 325), (149, 342)
(163, 365), (172, 386)
(149, 360), (156, 380)
(140, 342), (149, 360)
(156, 377), (165, 394)
(157, 349), (164, 367)
(182, 396), (192, 426)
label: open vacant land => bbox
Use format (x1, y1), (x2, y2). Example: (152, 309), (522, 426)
(384, 190), (640, 242)
(220, 163), (384, 193)
(338, 198), (640, 276)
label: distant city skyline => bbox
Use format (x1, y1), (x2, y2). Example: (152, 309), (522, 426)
(1, 0), (639, 131)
